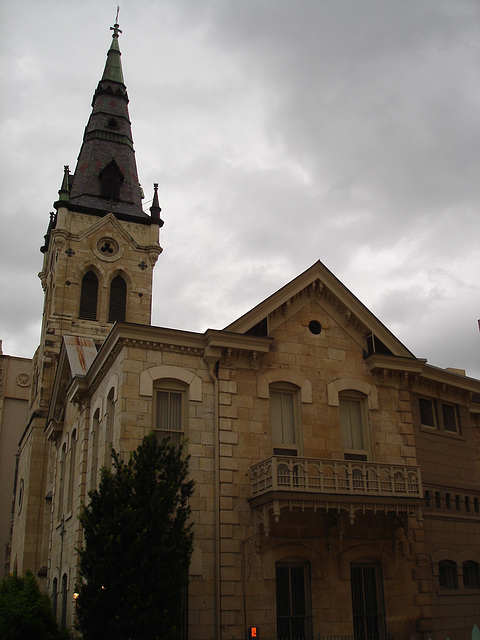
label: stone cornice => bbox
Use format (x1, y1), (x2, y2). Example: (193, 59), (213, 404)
(366, 353), (480, 397)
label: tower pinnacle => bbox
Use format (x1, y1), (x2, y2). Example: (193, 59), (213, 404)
(57, 23), (155, 224)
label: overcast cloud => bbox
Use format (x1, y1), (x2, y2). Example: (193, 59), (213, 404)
(0, 0), (479, 378)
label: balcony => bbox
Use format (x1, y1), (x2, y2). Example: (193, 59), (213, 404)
(250, 456), (423, 533)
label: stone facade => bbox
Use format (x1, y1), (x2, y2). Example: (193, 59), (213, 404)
(7, 22), (480, 640)
(34, 265), (480, 638)
(0, 345), (31, 578)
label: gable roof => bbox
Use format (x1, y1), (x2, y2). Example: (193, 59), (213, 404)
(225, 260), (415, 359)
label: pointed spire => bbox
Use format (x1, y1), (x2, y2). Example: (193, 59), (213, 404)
(102, 22), (124, 84)
(149, 184), (164, 226)
(58, 165), (70, 201)
(62, 22), (152, 224)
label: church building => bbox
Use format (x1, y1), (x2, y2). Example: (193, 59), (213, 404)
(7, 23), (480, 640)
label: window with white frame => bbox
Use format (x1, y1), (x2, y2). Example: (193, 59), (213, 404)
(442, 402), (459, 433)
(418, 396), (461, 434)
(270, 383), (301, 456)
(154, 380), (187, 447)
(339, 391), (370, 461)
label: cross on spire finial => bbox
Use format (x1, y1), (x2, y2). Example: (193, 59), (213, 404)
(111, 6), (122, 39)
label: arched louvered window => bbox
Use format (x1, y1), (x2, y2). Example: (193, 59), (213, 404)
(108, 275), (127, 322)
(99, 159), (123, 200)
(79, 271), (99, 320)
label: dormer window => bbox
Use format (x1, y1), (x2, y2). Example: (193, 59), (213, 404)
(105, 117), (119, 129)
(99, 159), (124, 200)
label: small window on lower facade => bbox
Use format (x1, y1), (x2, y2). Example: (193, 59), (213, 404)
(439, 560), (458, 590)
(463, 561), (480, 589)
(155, 382), (186, 447)
(276, 561), (312, 640)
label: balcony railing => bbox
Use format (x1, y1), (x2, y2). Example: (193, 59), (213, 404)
(251, 456), (422, 499)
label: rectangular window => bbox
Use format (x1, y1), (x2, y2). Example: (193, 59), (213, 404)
(155, 390), (184, 447)
(419, 397), (436, 428)
(276, 562), (312, 640)
(339, 393), (369, 459)
(442, 403), (459, 433)
(270, 386), (300, 455)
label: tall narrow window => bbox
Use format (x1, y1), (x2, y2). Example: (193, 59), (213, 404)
(155, 385), (185, 447)
(57, 443), (67, 520)
(339, 392), (369, 460)
(270, 383), (301, 456)
(52, 577), (58, 620)
(104, 389), (115, 468)
(108, 275), (127, 322)
(276, 561), (312, 640)
(350, 562), (386, 640)
(67, 430), (76, 513)
(61, 573), (68, 629)
(90, 409), (100, 490)
(79, 271), (99, 320)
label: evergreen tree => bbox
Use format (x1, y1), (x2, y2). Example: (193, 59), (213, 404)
(76, 433), (194, 640)
(0, 571), (70, 640)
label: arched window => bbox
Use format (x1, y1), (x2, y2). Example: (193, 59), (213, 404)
(67, 430), (76, 513)
(108, 275), (127, 322)
(270, 382), (302, 456)
(154, 380), (187, 448)
(79, 271), (99, 320)
(276, 560), (312, 640)
(351, 562), (386, 639)
(463, 561), (480, 589)
(61, 573), (68, 629)
(52, 577), (58, 620)
(439, 560), (458, 589)
(339, 391), (370, 461)
(90, 409), (100, 490)
(57, 443), (67, 520)
(104, 389), (115, 468)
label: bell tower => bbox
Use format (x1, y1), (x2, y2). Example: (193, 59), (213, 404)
(9, 22), (163, 578)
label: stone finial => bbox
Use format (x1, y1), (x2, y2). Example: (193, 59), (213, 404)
(149, 183), (164, 227)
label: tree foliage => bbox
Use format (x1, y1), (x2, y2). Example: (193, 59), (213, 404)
(0, 571), (70, 640)
(76, 432), (195, 640)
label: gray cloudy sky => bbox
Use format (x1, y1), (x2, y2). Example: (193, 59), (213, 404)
(1, 0), (479, 378)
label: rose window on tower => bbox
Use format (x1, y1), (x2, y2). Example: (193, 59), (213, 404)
(97, 238), (119, 258)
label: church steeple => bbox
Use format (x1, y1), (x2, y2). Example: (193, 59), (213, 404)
(61, 22), (155, 224)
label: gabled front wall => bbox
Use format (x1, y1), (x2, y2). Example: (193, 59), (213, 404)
(214, 298), (425, 639)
